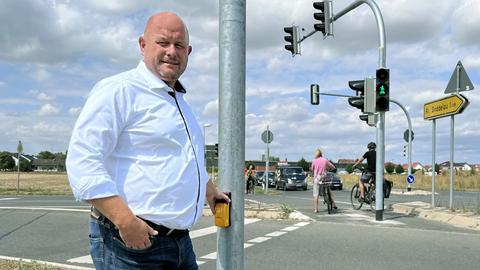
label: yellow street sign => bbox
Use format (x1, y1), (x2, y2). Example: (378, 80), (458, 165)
(424, 94), (469, 120)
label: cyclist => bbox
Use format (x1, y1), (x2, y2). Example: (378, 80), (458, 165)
(245, 164), (255, 194)
(311, 149), (337, 213)
(352, 142), (376, 202)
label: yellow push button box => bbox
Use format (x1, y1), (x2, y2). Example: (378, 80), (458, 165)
(214, 192), (231, 228)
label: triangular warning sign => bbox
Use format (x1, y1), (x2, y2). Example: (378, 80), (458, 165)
(445, 61), (475, 94)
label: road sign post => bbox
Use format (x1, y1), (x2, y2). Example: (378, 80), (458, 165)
(403, 129), (414, 191)
(262, 127), (274, 193)
(425, 61), (474, 209)
(17, 140), (23, 193)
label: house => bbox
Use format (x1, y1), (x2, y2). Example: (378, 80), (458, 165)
(32, 158), (66, 172)
(439, 161), (472, 172)
(335, 159), (356, 171)
(402, 162), (424, 172)
(9, 153), (36, 166)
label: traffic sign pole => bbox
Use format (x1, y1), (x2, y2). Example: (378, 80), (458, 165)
(432, 119), (436, 208)
(266, 126), (270, 193)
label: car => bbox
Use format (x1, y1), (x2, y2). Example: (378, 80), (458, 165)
(254, 171), (264, 186)
(261, 171), (276, 188)
(275, 166), (307, 191)
(324, 172), (343, 190)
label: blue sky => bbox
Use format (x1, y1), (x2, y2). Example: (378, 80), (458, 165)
(1, 0), (479, 165)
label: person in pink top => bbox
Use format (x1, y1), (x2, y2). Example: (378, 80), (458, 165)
(311, 149), (337, 213)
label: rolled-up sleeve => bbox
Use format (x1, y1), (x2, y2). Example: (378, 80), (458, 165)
(66, 80), (130, 201)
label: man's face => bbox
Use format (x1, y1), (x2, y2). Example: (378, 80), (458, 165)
(139, 18), (191, 86)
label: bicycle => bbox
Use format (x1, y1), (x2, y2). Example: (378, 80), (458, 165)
(350, 169), (376, 210)
(246, 177), (255, 195)
(318, 179), (335, 214)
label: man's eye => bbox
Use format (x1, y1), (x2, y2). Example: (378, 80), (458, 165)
(175, 44), (184, 49)
(157, 41), (168, 46)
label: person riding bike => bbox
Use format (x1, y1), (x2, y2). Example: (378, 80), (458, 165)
(245, 165), (255, 194)
(352, 142), (376, 202)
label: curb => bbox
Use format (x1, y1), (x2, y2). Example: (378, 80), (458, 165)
(391, 201), (480, 230)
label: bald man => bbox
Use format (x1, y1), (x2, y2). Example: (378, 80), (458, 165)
(67, 12), (228, 269)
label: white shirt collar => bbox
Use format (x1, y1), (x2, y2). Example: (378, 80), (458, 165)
(136, 60), (187, 94)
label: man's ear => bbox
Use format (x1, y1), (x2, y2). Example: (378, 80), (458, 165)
(188, 45), (192, 55)
(139, 36), (146, 56)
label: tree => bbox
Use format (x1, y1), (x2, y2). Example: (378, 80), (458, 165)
(434, 163), (440, 174)
(20, 160), (33, 172)
(54, 152), (67, 160)
(297, 157), (310, 172)
(37, 151), (56, 159)
(346, 164), (354, 174)
(0, 152), (15, 170)
(395, 164), (404, 174)
(385, 162), (395, 174)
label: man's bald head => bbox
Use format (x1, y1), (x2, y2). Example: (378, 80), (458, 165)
(139, 12), (192, 87)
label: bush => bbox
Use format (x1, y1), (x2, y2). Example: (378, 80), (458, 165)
(385, 162), (395, 174)
(395, 164), (405, 174)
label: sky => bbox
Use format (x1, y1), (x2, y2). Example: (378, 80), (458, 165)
(1, 0), (479, 166)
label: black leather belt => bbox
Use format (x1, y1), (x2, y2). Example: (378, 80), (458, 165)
(91, 207), (188, 237)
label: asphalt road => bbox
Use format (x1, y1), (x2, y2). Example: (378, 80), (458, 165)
(1, 194), (479, 270)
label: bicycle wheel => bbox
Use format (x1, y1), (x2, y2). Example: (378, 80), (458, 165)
(325, 187), (333, 214)
(350, 184), (363, 210)
(369, 185), (376, 210)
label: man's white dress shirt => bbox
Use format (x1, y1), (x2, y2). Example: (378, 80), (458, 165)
(66, 61), (209, 229)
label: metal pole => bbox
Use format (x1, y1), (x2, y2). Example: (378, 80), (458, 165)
(17, 152), (20, 193)
(218, 0), (245, 269)
(432, 119), (436, 208)
(389, 99), (412, 191)
(449, 115), (454, 209)
(265, 125), (270, 193)
(375, 112), (385, 220)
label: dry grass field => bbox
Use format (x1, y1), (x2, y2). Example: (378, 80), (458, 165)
(339, 172), (480, 191)
(0, 172), (72, 195)
(0, 260), (64, 270)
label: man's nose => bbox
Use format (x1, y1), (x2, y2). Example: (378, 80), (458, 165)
(165, 44), (177, 56)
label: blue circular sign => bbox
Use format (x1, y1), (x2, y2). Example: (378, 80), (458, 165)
(407, 175), (415, 184)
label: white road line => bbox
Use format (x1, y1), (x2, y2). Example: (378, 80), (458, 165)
(342, 213), (370, 218)
(191, 218), (259, 239)
(0, 198), (20, 201)
(197, 260), (206, 265)
(0, 255), (94, 270)
(248, 236), (271, 243)
(265, 231), (287, 237)
(281, 226), (300, 232)
(0, 207), (90, 212)
(294, 222), (310, 227)
(244, 243), (254, 248)
(200, 252), (217, 260)
(67, 255), (92, 264)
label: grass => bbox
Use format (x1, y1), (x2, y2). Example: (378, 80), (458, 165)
(0, 260), (65, 270)
(0, 172), (72, 195)
(338, 173), (480, 191)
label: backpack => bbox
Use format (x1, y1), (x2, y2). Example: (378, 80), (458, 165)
(383, 179), (393, 198)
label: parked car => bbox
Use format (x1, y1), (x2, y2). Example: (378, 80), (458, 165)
(261, 171), (276, 188)
(324, 172), (343, 190)
(254, 171), (264, 186)
(275, 166), (307, 191)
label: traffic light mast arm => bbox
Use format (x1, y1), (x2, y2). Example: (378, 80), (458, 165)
(302, 0), (386, 68)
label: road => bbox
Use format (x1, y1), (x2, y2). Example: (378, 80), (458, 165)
(0, 193), (479, 270)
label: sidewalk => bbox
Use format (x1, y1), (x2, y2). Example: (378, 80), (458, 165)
(391, 201), (480, 230)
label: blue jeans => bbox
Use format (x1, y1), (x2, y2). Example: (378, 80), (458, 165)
(89, 217), (198, 270)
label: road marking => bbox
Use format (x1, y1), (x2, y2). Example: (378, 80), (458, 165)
(197, 260), (206, 265)
(282, 226), (300, 232)
(265, 231), (287, 237)
(343, 213), (370, 218)
(248, 236), (271, 243)
(67, 255), (91, 264)
(200, 252), (217, 260)
(0, 255), (93, 270)
(0, 207), (90, 212)
(294, 222), (310, 227)
(0, 198), (20, 201)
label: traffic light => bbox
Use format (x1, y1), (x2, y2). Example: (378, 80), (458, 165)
(348, 79), (365, 112)
(283, 26), (300, 56)
(313, 0), (333, 37)
(310, 84), (319, 105)
(214, 143), (219, 157)
(403, 145), (407, 157)
(359, 114), (377, 127)
(376, 68), (390, 111)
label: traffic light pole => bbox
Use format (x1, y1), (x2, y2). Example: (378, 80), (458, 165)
(390, 99), (413, 191)
(218, 0), (246, 269)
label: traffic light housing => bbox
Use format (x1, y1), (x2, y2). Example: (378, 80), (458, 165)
(313, 1), (333, 37)
(283, 26), (300, 56)
(348, 79), (365, 112)
(214, 143), (219, 157)
(310, 84), (319, 105)
(376, 68), (389, 111)
(359, 114), (377, 127)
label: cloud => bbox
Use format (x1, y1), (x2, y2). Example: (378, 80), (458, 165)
(39, 103), (61, 116)
(68, 107), (82, 116)
(203, 99), (218, 118)
(0, 81), (5, 87)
